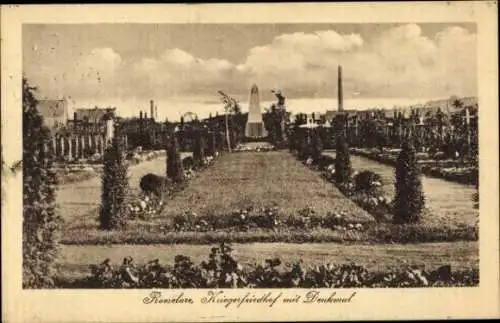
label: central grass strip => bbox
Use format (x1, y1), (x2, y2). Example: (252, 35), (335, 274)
(61, 151), (373, 245)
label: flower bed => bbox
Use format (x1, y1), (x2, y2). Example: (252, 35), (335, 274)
(233, 142), (276, 152)
(351, 148), (478, 185)
(170, 207), (371, 233)
(126, 154), (220, 221)
(56, 243), (479, 288)
(316, 162), (393, 223)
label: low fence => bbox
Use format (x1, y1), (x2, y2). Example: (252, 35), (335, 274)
(53, 150), (167, 185)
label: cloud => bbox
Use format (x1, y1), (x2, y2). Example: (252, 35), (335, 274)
(129, 48), (238, 98)
(240, 24), (476, 99)
(26, 47), (124, 99)
(25, 24), (477, 105)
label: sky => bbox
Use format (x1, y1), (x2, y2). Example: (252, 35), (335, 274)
(23, 23), (477, 121)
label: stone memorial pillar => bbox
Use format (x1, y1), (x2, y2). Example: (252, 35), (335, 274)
(92, 135), (98, 154)
(52, 136), (57, 155)
(88, 134), (93, 156)
(96, 135), (101, 155)
(67, 136), (73, 160)
(75, 135), (80, 159)
(80, 135), (85, 158)
(60, 136), (65, 157)
(100, 134), (105, 155)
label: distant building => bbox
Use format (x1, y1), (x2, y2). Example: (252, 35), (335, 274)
(37, 98), (69, 131)
(120, 110), (168, 150)
(70, 107), (116, 133)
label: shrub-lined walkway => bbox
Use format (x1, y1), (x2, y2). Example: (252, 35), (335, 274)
(323, 150), (478, 228)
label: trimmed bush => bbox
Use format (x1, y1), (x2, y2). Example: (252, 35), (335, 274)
(166, 133), (185, 184)
(298, 131), (310, 161)
(181, 156), (195, 170)
(22, 78), (63, 288)
(353, 170), (383, 194)
(140, 173), (166, 197)
(99, 125), (129, 230)
(310, 130), (323, 162)
(393, 141), (425, 224)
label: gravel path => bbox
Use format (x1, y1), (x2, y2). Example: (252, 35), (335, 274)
(56, 153), (191, 221)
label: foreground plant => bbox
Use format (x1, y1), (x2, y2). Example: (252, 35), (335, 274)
(23, 78), (63, 288)
(68, 243), (479, 289)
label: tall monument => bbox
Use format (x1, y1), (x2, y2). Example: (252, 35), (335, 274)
(245, 84), (268, 138)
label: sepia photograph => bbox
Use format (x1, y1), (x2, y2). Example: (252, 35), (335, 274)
(2, 2), (499, 322)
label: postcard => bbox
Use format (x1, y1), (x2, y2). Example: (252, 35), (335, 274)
(1, 2), (499, 322)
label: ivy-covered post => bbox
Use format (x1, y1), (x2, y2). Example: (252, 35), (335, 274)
(22, 78), (63, 288)
(99, 122), (129, 230)
(393, 140), (425, 224)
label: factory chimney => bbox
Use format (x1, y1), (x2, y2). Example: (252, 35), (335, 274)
(150, 100), (155, 120)
(338, 65), (343, 112)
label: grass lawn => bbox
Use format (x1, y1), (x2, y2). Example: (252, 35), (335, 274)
(62, 151), (374, 245)
(159, 151), (372, 221)
(56, 241), (478, 281)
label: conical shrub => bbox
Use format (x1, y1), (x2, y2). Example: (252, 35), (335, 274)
(335, 124), (351, 184)
(99, 124), (129, 230)
(192, 129), (205, 168)
(310, 130), (323, 162)
(206, 131), (216, 157)
(393, 140), (425, 224)
(166, 133), (185, 184)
